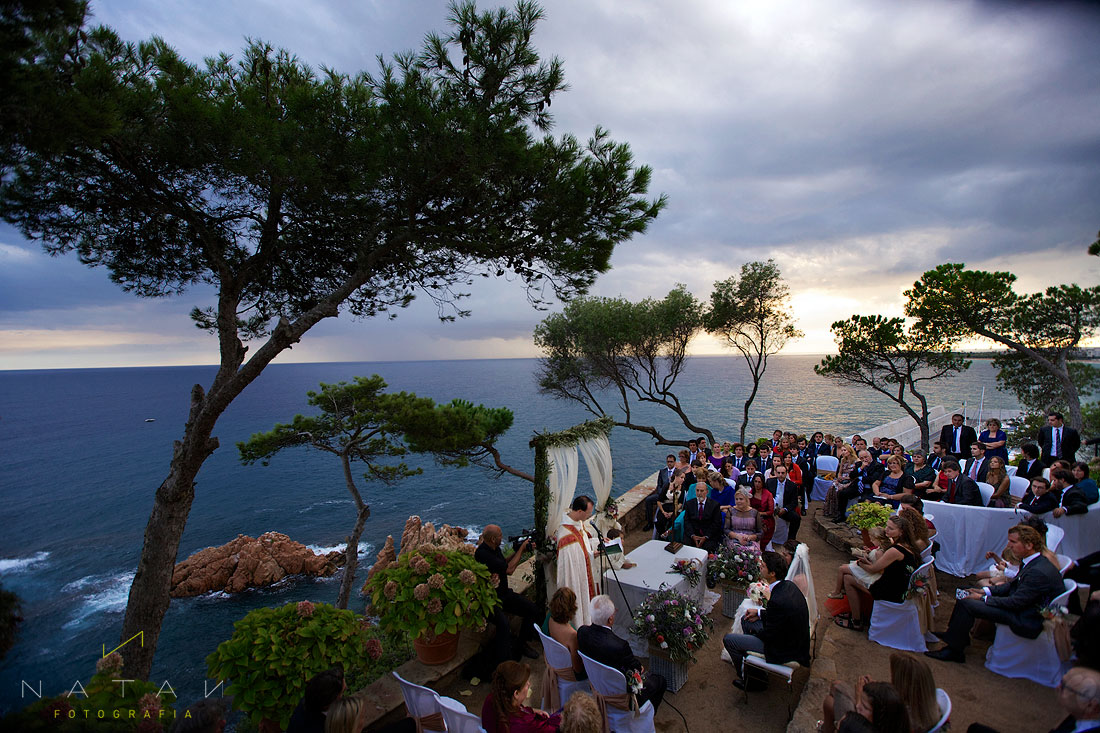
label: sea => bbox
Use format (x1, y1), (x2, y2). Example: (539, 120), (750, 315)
(0, 354), (1018, 712)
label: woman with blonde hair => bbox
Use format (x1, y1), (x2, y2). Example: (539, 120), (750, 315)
(825, 443), (857, 519)
(481, 661), (561, 733)
(559, 693), (601, 733)
(889, 652), (939, 732)
(325, 694), (367, 733)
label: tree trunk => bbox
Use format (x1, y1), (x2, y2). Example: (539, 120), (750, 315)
(337, 506), (370, 610)
(740, 377), (761, 445)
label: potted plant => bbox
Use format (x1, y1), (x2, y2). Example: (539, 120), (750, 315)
(707, 544), (762, 617)
(366, 545), (500, 664)
(845, 501), (892, 548)
(629, 586), (712, 692)
(206, 601), (402, 730)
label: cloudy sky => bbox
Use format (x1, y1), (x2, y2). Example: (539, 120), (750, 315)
(2, 0), (1099, 370)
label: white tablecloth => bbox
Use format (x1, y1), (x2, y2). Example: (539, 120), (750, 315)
(603, 540), (709, 656)
(929, 500), (1100, 576)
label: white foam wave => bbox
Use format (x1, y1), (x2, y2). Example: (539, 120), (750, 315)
(0, 551), (50, 574)
(298, 499), (354, 513)
(305, 542), (374, 558)
(62, 571), (134, 629)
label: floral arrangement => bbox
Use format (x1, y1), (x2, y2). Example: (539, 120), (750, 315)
(629, 586), (713, 663)
(707, 543), (762, 588)
(1040, 603), (1069, 621)
(902, 567), (928, 600)
(626, 668), (644, 698)
(602, 495), (619, 517)
(206, 602), (405, 729)
(748, 581), (770, 608)
(845, 501), (892, 530)
(365, 546), (500, 640)
(667, 558), (702, 587)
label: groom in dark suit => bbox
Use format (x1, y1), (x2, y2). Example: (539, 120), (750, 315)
(1040, 411), (1081, 464)
(684, 481), (723, 552)
(578, 595), (666, 710)
(926, 524), (1065, 662)
(723, 551), (810, 691)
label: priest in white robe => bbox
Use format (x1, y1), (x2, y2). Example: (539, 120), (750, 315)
(555, 495), (597, 628)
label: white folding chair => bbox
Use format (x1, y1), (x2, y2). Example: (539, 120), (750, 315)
(438, 697), (488, 733)
(742, 652), (803, 719)
(1008, 475), (1030, 499)
(868, 559), (936, 652)
(1043, 467), (1051, 481)
(1005, 464), (1018, 477)
(578, 652), (655, 733)
(1057, 554), (1074, 574)
(533, 624), (590, 709)
(1046, 524), (1065, 552)
(392, 671), (446, 731)
(927, 688), (952, 733)
(975, 481), (995, 506)
(920, 540), (940, 607)
(985, 579), (1077, 687)
(816, 455), (839, 474)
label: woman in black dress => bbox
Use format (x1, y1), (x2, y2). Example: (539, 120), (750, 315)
(836, 512), (923, 631)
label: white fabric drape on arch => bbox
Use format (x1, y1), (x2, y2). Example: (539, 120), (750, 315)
(545, 444), (579, 539)
(578, 434), (613, 511)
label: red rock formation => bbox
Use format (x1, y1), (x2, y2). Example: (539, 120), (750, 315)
(170, 531), (336, 597)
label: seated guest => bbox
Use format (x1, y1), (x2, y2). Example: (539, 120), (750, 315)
(720, 459), (741, 489)
(835, 682), (912, 733)
(683, 459), (706, 491)
(976, 545), (1019, 588)
(928, 441), (947, 472)
(559, 693), (601, 733)
(909, 450), (936, 499)
(546, 588), (586, 680)
(674, 449), (691, 473)
(897, 504), (930, 554)
(729, 443), (747, 471)
(578, 595), (666, 710)
(938, 461), (983, 506)
(746, 442), (760, 464)
(482, 661), (561, 733)
(708, 470), (737, 510)
(985, 456), (1011, 508)
(782, 449), (803, 487)
(287, 667), (344, 733)
(836, 512), (923, 632)
(687, 438), (699, 464)
(644, 454), (677, 531)
(1073, 462), (1100, 505)
(764, 453), (784, 481)
(748, 473), (776, 549)
(737, 459), (761, 488)
(1020, 476), (1059, 515)
(834, 450), (885, 519)
(655, 470), (685, 540)
(926, 524), (1064, 663)
(1016, 443), (1046, 480)
(966, 666), (1100, 733)
(962, 441), (990, 483)
(822, 652), (935, 733)
(684, 480), (723, 552)
(896, 494), (935, 533)
(871, 455), (915, 504)
(324, 695), (367, 733)
(767, 464), (802, 544)
(810, 431), (832, 458)
(724, 488), (762, 550)
(1053, 468), (1092, 518)
(723, 550), (810, 691)
(825, 444), (858, 519)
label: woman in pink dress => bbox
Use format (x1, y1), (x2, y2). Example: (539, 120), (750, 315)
(748, 473), (776, 549)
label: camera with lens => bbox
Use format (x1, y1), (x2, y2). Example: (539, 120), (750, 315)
(508, 529), (539, 552)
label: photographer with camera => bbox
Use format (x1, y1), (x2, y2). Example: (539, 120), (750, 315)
(476, 524), (540, 663)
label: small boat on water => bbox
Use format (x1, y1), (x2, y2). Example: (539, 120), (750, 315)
(144, 418), (156, 422)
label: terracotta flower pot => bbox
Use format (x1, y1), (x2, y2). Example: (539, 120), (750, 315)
(414, 630), (459, 665)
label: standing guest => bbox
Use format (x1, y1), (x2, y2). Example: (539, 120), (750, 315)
(687, 439), (699, 464)
(723, 551), (810, 692)
(1052, 468), (1092, 518)
(1073, 462), (1100, 505)
(478, 525), (539, 661)
(1040, 411), (1081, 464)
(1020, 476), (1060, 515)
(697, 436), (712, 460)
(555, 497), (597, 628)
(749, 473), (776, 549)
(926, 524), (1064, 663)
(559, 693), (601, 733)
(287, 667), (344, 733)
(835, 513), (923, 632)
(963, 442), (990, 483)
(938, 461), (983, 507)
(1016, 443), (1046, 480)
(709, 442), (727, 471)
(724, 488), (762, 550)
(644, 454), (677, 531)
(939, 414), (976, 462)
(986, 456), (1011, 508)
(771, 429), (783, 449)
(482, 661), (561, 733)
(546, 587), (586, 681)
(909, 450), (936, 499)
(578, 595), (666, 711)
(684, 481), (723, 552)
(324, 695), (368, 733)
(767, 464), (802, 545)
(979, 418), (1009, 463)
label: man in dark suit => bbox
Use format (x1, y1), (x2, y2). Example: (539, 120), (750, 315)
(927, 524), (1065, 663)
(644, 454), (677, 531)
(1040, 411), (1081, 464)
(729, 444), (748, 472)
(684, 482), (723, 552)
(723, 551), (810, 691)
(578, 595), (666, 710)
(962, 442), (990, 483)
(1051, 468), (1092, 518)
(939, 413), (977, 462)
(1017, 443), (1047, 481)
(939, 460), (984, 506)
(833, 450), (884, 519)
(767, 464), (801, 544)
(808, 431), (832, 459)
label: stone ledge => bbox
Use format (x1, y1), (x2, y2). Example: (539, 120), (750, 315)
(811, 507), (862, 554)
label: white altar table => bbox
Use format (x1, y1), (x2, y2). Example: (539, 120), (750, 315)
(602, 540), (709, 656)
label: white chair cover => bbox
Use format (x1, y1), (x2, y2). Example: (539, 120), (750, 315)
(975, 481), (995, 506)
(1043, 467), (1051, 481)
(1057, 554), (1074, 574)
(927, 688), (952, 733)
(1005, 465), (1018, 477)
(533, 624), (591, 709)
(770, 516), (789, 548)
(392, 671), (446, 733)
(438, 697), (488, 733)
(1008, 475), (1030, 499)
(1046, 524), (1065, 552)
(985, 579), (1077, 687)
(578, 652), (655, 733)
(868, 559), (936, 653)
(546, 444), (579, 539)
(578, 434), (614, 511)
(815, 455), (839, 474)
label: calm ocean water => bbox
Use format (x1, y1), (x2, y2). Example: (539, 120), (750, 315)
(0, 355), (1016, 710)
